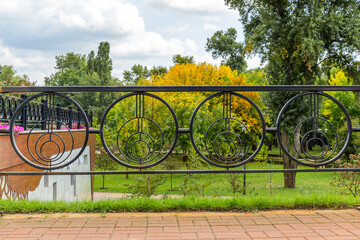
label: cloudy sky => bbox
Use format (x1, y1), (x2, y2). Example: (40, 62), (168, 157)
(0, 0), (261, 85)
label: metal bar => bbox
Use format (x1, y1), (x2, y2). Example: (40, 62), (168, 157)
(2, 127), (357, 135)
(68, 106), (73, 129)
(20, 94), (27, 129)
(178, 128), (190, 133)
(352, 127), (360, 132)
(56, 103), (61, 130)
(266, 127), (277, 133)
(0, 168), (360, 176)
(2, 85), (360, 93)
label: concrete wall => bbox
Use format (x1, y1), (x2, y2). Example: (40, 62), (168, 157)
(27, 147), (92, 201)
(0, 131), (96, 201)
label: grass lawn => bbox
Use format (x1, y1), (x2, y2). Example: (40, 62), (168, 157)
(0, 149), (356, 214)
(94, 161), (340, 198)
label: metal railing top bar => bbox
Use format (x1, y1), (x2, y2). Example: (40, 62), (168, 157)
(2, 85), (360, 93)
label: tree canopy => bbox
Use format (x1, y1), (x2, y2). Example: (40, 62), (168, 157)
(45, 42), (120, 119)
(225, 0), (360, 188)
(225, 0), (360, 86)
(206, 28), (247, 73)
(123, 64), (168, 85)
(0, 65), (34, 87)
(172, 54), (195, 65)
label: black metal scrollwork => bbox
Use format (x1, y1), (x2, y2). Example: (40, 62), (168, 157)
(190, 92), (266, 168)
(0, 94), (22, 124)
(100, 93), (178, 169)
(9, 93), (89, 170)
(276, 92), (352, 166)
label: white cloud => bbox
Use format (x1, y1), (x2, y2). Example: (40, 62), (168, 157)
(0, 0), (145, 50)
(145, 0), (237, 17)
(111, 33), (198, 60)
(165, 24), (190, 34)
(246, 56), (262, 70)
(0, 0), (202, 84)
(0, 42), (28, 68)
(203, 23), (220, 31)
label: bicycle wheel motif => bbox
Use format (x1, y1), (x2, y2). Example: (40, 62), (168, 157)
(9, 93), (89, 170)
(190, 92), (266, 168)
(276, 92), (351, 166)
(100, 93), (178, 169)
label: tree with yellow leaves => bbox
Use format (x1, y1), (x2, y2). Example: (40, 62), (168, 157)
(139, 63), (263, 162)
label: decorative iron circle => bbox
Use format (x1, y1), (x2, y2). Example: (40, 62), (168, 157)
(189, 92), (266, 168)
(100, 92), (179, 169)
(9, 93), (89, 170)
(276, 92), (352, 166)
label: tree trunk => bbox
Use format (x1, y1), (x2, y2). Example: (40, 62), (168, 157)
(102, 175), (105, 189)
(147, 175), (151, 197)
(170, 174), (173, 191)
(282, 127), (298, 188)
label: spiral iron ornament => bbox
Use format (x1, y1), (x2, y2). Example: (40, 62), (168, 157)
(100, 93), (178, 169)
(276, 92), (352, 166)
(9, 93), (89, 170)
(190, 92), (266, 168)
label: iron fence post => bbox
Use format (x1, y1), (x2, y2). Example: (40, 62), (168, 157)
(77, 110), (81, 129)
(68, 106), (73, 129)
(56, 103), (61, 130)
(20, 94), (27, 129)
(89, 111), (93, 127)
(41, 99), (47, 130)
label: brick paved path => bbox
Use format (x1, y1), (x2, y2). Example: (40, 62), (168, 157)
(1, 210), (360, 239)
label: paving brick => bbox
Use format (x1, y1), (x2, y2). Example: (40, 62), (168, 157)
(214, 232), (249, 239)
(57, 235), (78, 240)
(264, 230), (285, 238)
(197, 232), (215, 239)
(247, 231), (267, 238)
(180, 226), (211, 233)
(96, 228), (113, 234)
(330, 228), (354, 236)
(40, 234), (60, 240)
(128, 233), (146, 239)
(2, 210), (360, 240)
(163, 226), (179, 233)
(180, 232), (197, 239)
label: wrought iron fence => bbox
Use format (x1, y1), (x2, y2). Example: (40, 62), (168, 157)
(0, 93), (93, 130)
(1, 85), (360, 175)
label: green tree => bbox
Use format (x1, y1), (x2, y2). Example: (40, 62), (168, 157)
(225, 0), (360, 188)
(45, 42), (120, 120)
(86, 50), (96, 75)
(150, 66), (167, 77)
(55, 53), (86, 71)
(45, 53), (87, 86)
(206, 28), (247, 73)
(172, 54), (195, 64)
(0, 65), (35, 86)
(123, 65), (167, 85)
(93, 42), (117, 119)
(123, 64), (150, 85)
(95, 143), (118, 189)
(95, 42), (113, 85)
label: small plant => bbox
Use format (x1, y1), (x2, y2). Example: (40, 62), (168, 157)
(332, 154), (360, 197)
(180, 150), (214, 196)
(226, 173), (245, 196)
(95, 136), (118, 189)
(161, 157), (181, 191)
(129, 174), (166, 197)
(253, 145), (269, 164)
